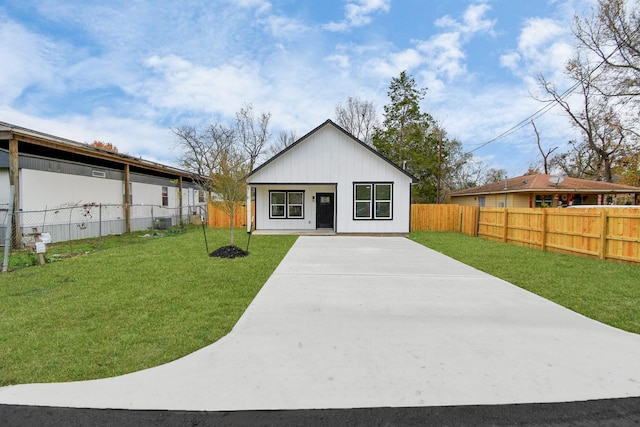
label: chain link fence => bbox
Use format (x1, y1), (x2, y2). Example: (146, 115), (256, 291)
(2, 203), (207, 250)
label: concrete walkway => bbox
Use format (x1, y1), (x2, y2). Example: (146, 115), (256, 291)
(1, 236), (640, 411)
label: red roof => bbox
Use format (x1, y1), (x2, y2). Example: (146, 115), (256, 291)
(450, 174), (640, 196)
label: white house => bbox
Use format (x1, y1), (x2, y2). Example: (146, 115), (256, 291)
(1, 121), (206, 244)
(246, 120), (417, 234)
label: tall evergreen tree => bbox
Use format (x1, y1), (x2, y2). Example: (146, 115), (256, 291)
(373, 71), (441, 203)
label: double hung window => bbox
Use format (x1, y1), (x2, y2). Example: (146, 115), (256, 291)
(270, 191), (304, 219)
(353, 183), (392, 220)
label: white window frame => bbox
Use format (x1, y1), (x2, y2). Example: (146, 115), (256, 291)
(354, 183), (372, 219)
(269, 190), (304, 219)
(353, 182), (393, 220)
(374, 183), (392, 219)
(270, 191), (287, 218)
(287, 191), (304, 218)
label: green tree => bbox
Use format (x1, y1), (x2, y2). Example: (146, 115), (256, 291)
(373, 71), (441, 203)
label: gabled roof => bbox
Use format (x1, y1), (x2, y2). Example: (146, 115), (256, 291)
(450, 174), (640, 196)
(247, 119), (418, 182)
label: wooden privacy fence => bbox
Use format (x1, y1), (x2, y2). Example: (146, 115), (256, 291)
(208, 202), (254, 229)
(478, 207), (640, 263)
(411, 204), (640, 264)
(411, 204), (480, 236)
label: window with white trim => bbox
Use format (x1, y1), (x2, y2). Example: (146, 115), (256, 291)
(287, 191), (304, 218)
(270, 191), (304, 219)
(161, 186), (169, 207)
(354, 183), (393, 220)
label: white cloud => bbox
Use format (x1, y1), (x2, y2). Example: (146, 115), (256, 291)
(229, 0), (271, 13)
(499, 52), (521, 71)
(0, 17), (63, 103)
(500, 17), (574, 86)
(263, 14), (311, 39)
(365, 47), (423, 79)
(401, 2), (495, 84)
(324, 0), (390, 32)
(345, 0), (391, 25)
(142, 55), (267, 119)
(325, 54), (351, 70)
(416, 32), (466, 81)
(435, 1), (495, 35)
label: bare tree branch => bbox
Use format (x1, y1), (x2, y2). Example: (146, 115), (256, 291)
(334, 96), (379, 145)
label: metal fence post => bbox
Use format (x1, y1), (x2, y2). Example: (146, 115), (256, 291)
(99, 203), (103, 250)
(2, 186), (15, 273)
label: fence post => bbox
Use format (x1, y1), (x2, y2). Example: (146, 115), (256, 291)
(599, 209), (608, 260)
(503, 208), (509, 243)
(541, 209), (547, 252)
(2, 186), (15, 273)
(99, 203), (103, 250)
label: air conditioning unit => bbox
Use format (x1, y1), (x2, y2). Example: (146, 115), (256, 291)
(155, 217), (172, 229)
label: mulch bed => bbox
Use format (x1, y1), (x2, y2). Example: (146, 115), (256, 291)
(209, 245), (249, 259)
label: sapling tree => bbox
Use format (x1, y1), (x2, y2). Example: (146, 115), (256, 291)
(173, 105), (271, 247)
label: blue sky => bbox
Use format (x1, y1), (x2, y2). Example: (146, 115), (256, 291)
(1, 0), (596, 176)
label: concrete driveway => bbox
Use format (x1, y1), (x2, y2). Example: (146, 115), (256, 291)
(1, 236), (640, 411)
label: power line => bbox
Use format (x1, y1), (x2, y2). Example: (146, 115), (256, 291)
(467, 39), (623, 154)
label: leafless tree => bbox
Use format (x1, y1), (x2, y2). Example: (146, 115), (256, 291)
(531, 120), (558, 174)
(334, 96), (379, 145)
(573, 0), (640, 100)
(174, 105), (271, 246)
(550, 139), (601, 179)
(172, 123), (235, 195)
(236, 103), (272, 171)
(269, 130), (297, 156)
(537, 53), (630, 182)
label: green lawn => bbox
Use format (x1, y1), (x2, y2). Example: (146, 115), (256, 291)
(410, 231), (640, 335)
(0, 228), (296, 386)
(3, 229), (639, 387)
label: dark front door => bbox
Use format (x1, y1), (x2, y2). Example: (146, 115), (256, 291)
(316, 193), (334, 229)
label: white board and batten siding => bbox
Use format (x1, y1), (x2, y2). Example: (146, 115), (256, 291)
(247, 120), (415, 234)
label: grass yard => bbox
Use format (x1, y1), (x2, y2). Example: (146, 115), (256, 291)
(0, 227), (296, 386)
(410, 231), (640, 335)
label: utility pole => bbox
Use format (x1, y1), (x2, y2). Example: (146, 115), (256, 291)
(437, 129), (442, 204)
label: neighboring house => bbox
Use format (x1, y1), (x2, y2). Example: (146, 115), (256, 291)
(1, 121), (206, 243)
(246, 119), (417, 234)
(450, 173), (640, 207)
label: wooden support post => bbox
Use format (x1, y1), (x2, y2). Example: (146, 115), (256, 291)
(9, 137), (20, 248)
(246, 185), (252, 233)
(599, 209), (608, 260)
(178, 176), (183, 225)
(123, 164), (131, 233)
(503, 208), (509, 243)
